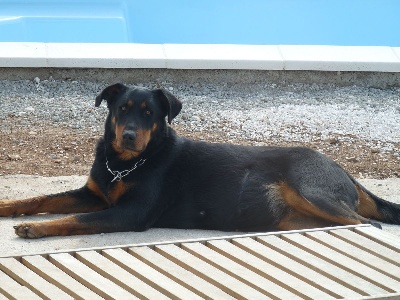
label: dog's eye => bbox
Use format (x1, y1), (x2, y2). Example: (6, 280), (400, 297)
(120, 106), (127, 112)
(144, 110), (152, 116)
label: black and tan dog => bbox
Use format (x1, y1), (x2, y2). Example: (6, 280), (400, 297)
(1, 83), (399, 238)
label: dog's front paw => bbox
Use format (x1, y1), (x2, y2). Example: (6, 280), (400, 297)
(14, 223), (45, 239)
(0, 200), (23, 217)
(0, 200), (15, 217)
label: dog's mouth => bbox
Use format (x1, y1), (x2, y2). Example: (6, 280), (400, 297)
(122, 143), (146, 156)
(112, 140), (142, 159)
(121, 139), (143, 152)
(113, 129), (152, 160)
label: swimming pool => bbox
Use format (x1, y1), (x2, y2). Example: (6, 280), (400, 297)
(0, 0), (399, 46)
(0, 0), (399, 72)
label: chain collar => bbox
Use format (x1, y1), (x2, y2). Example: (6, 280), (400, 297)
(106, 157), (146, 182)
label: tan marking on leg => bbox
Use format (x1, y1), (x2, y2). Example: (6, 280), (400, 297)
(356, 185), (383, 219)
(0, 198), (48, 216)
(278, 181), (362, 227)
(1, 195), (83, 216)
(14, 216), (98, 238)
(277, 210), (338, 231)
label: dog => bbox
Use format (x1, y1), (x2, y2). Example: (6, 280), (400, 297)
(1, 83), (399, 238)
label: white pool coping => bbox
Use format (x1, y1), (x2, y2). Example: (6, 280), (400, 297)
(0, 42), (400, 72)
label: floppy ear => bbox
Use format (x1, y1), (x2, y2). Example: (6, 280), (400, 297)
(95, 83), (127, 107)
(155, 88), (182, 124)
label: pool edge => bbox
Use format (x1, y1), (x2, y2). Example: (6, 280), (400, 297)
(1, 43), (400, 72)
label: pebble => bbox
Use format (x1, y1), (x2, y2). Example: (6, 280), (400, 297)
(7, 154), (21, 161)
(346, 157), (359, 163)
(326, 137), (339, 145)
(72, 156), (81, 162)
(191, 115), (201, 122)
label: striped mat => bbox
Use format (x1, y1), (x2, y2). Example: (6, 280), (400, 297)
(0, 225), (399, 299)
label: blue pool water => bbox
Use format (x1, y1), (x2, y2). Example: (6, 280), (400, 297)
(0, 0), (399, 46)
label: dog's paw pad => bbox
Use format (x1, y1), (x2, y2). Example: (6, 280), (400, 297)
(14, 223), (44, 239)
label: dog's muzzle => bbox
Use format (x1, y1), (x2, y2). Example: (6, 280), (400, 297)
(121, 130), (138, 149)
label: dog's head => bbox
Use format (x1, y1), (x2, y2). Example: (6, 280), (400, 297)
(95, 83), (182, 160)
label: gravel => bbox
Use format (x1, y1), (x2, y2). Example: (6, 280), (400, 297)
(0, 77), (399, 177)
(2, 78), (399, 145)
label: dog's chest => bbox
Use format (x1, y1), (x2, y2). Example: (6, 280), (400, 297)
(88, 176), (134, 207)
(104, 180), (131, 205)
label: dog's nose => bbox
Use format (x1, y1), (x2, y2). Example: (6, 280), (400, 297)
(122, 130), (136, 141)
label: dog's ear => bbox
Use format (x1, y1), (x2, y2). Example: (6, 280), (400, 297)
(155, 88), (182, 124)
(95, 83), (127, 107)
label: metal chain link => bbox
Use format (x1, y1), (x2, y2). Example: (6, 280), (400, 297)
(106, 158), (146, 182)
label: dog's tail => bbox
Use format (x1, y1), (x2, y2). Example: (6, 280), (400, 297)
(349, 175), (400, 225)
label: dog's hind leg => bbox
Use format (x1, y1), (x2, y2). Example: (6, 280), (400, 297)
(275, 181), (370, 231)
(354, 182), (400, 225)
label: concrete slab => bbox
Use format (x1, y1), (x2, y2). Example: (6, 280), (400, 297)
(46, 43), (166, 68)
(0, 42), (47, 67)
(279, 45), (400, 72)
(163, 44), (284, 70)
(1, 42), (400, 72)
(0, 175), (399, 257)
